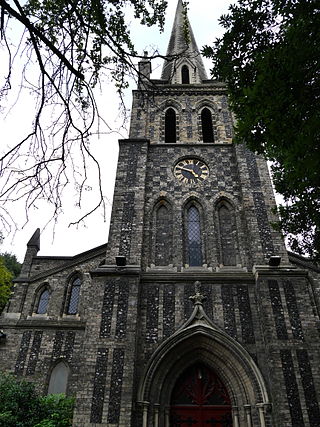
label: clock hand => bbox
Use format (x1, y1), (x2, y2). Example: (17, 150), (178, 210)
(177, 166), (199, 177)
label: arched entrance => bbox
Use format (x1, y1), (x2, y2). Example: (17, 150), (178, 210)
(137, 293), (271, 426)
(170, 363), (232, 426)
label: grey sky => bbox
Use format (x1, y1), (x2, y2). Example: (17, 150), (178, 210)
(0, 0), (233, 261)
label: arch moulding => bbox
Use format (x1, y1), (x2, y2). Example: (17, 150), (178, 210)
(137, 297), (271, 427)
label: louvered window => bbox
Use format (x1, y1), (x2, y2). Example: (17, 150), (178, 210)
(201, 108), (214, 142)
(165, 108), (177, 143)
(181, 65), (190, 84)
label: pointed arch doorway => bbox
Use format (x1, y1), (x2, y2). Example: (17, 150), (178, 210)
(170, 363), (232, 427)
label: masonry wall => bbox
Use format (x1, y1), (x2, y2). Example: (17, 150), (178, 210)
(132, 270), (320, 426)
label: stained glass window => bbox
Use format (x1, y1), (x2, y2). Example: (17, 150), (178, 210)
(67, 277), (81, 315)
(37, 289), (50, 314)
(165, 108), (177, 143)
(187, 206), (202, 266)
(201, 108), (214, 142)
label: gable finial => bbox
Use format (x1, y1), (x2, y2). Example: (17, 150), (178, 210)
(189, 281), (207, 306)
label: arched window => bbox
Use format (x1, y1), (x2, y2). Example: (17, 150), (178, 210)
(37, 289), (50, 314)
(165, 108), (177, 143)
(181, 65), (190, 84)
(48, 361), (69, 394)
(201, 108), (214, 142)
(218, 203), (237, 266)
(67, 277), (81, 315)
(187, 206), (202, 266)
(155, 204), (171, 266)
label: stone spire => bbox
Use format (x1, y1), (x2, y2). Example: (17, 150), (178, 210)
(161, 0), (208, 82)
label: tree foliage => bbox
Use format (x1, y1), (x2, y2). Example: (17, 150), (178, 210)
(0, 373), (74, 427)
(204, 0), (320, 260)
(0, 258), (13, 313)
(0, 0), (168, 232)
(0, 252), (21, 277)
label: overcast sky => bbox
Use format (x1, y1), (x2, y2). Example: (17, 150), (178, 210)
(1, 0), (233, 261)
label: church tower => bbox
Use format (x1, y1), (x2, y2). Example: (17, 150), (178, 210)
(1, 1), (320, 426)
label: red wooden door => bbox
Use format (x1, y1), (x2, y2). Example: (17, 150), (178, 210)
(170, 364), (232, 427)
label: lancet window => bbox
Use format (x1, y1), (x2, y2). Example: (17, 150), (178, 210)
(181, 65), (190, 84)
(201, 108), (214, 142)
(186, 205), (203, 266)
(37, 288), (50, 314)
(155, 204), (172, 266)
(48, 361), (70, 394)
(218, 202), (237, 266)
(67, 277), (81, 315)
(165, 108), (177, 143)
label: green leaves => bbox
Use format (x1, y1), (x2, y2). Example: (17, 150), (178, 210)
(0, 259), (13, 314)
(0, 374), (74, 427)
(205, 0), (320, 260)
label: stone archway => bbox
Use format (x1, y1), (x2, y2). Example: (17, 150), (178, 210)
(137, 290), (271, 426)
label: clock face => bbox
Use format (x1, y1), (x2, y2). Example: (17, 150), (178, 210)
(174, 158), (209, 184)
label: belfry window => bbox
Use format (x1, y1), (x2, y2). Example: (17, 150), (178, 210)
(165, 108), (177, 143)
(201, 108), (214, 142)
(181, 65), (190, 84)
(67, 277), (81, 315)
(37, 289), (50, 314)
(155, 204), (171, 266)
(187, 206), (202, 266)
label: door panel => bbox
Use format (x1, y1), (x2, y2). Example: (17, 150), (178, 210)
(170, 364), (232, 427)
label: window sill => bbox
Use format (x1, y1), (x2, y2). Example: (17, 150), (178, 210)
(182, 265), (213, 272)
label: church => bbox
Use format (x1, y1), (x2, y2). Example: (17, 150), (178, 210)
(1, 1), (320, 425)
